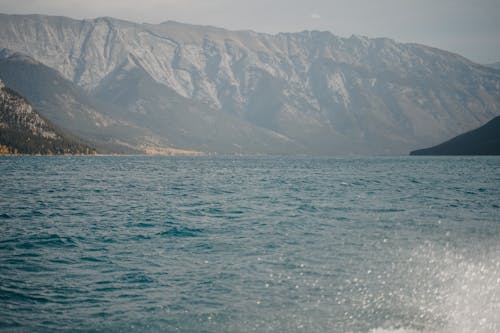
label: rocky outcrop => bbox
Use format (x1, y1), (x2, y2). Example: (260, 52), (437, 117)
(0, 79), (95, 155)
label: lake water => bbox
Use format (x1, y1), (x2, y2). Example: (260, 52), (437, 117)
(0, 156), (499, 333)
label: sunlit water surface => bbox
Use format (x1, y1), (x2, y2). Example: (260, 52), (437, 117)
(0, 156), (499, 333)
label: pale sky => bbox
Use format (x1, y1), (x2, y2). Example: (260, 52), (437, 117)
(1, 0), (499, 64)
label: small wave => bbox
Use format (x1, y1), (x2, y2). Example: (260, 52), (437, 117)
(206, 207), (224, 215)
(80, 256), (106, 263)
(119, 272), (155, 284)
(29, 210), (45, 217)
(130, 234), (151, 241)
(15, 234), (78, 250)
(369, 207), (406, 213)
(370, 329), (422, 333)
(39, 234), (78, 248)
(135, 222), (155, 228)
(297, 203), (318, 212)
(158, 226), (203, 238)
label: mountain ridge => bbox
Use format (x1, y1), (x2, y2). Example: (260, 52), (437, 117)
(1, 13), (499, 154)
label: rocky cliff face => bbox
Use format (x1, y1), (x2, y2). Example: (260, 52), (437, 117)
(0, 79), (94, 154)
(0, 79), (57, 139)
(1, 14), (499, 154)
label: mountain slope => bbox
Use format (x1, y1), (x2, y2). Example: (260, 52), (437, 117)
(0, 52), (189, 154)
(93, 61), (299, 153)
(0, 51), (297, 154)
(1, 14), (500, 154)
(0, 80), (94, 155)
(410, 116), (500, 155)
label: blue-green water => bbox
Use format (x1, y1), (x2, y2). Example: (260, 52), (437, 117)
(0, 156), (499, 333)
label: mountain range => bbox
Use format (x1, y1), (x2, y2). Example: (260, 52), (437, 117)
(1, 13), (499, 155)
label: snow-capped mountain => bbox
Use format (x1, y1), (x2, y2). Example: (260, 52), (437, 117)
(1, 13), (499, 154)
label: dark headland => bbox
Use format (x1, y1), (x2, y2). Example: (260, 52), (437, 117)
(410, 116), (500, 155)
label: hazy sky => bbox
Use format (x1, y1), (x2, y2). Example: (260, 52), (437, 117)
(1, 0), (499, 64)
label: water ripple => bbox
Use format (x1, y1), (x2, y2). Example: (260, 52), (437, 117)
(0, 156), (499, 333)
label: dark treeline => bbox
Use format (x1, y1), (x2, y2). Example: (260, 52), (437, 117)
(0, 127), (95, 155)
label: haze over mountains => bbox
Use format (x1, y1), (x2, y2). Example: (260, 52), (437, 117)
(1, 14), (499, 154)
